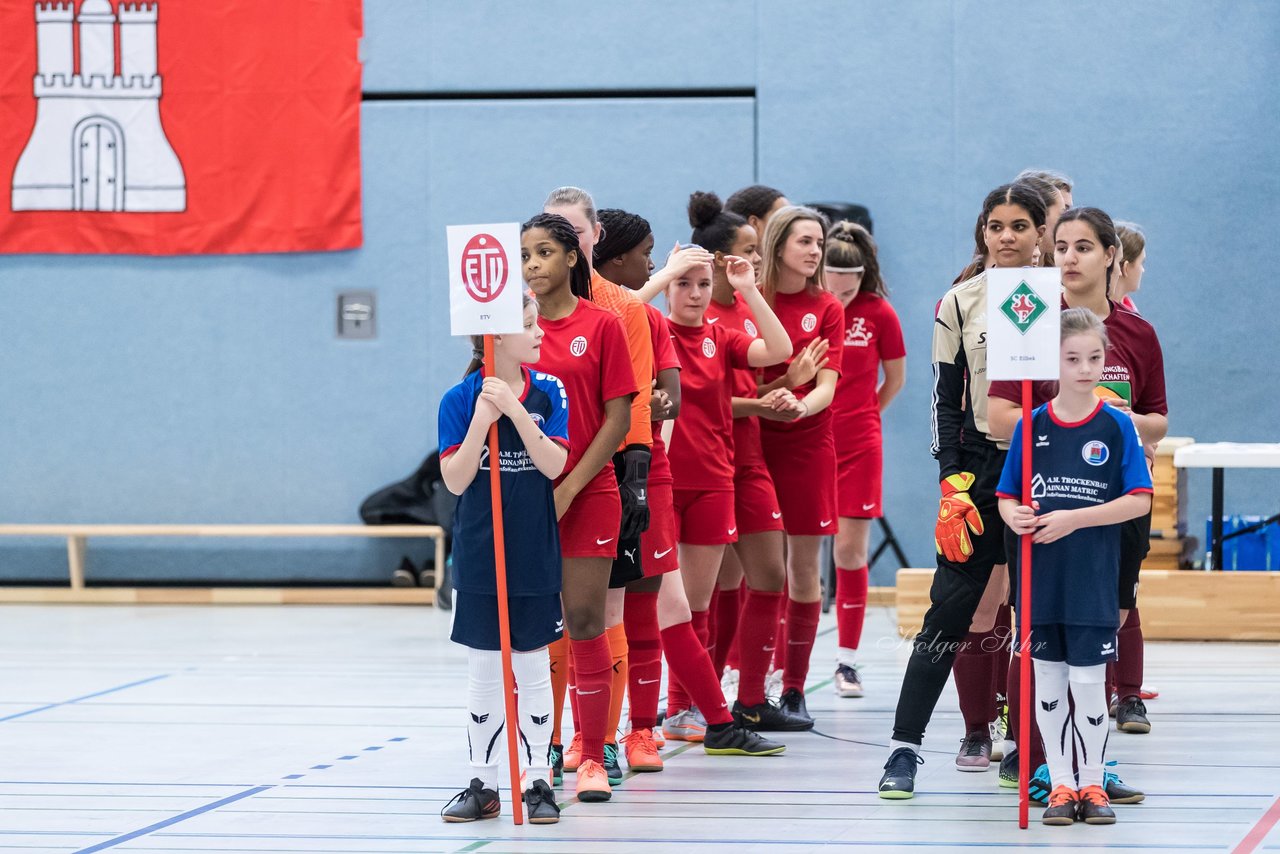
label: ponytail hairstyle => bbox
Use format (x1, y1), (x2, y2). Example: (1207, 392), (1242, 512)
(825, 220), (887, 298)
(759, 205), (829, 305)
(981, 182), (1048, 230)
(1060, 305), (1110, 349)
(543, 186), (599, 227)
(1054, 206), (1121, 290)
(954, 213), (987, 284)
(1016, 168), (1074, 199)
(687, 190), (748, 254)
(521, 212), (593, 299)
(725, 184), (785, 220)
(594, 208), (651, 267)
(1115, 221), (1146, 274)
(464, 291), (538, 377)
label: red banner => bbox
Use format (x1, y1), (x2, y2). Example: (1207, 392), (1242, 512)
(0, 0), (363, 255)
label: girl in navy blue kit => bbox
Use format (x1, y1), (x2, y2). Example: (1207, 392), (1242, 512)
(997, 308), (1152, 827)
(437, 294), (569, 825)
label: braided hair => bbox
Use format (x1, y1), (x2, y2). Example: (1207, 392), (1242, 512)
(522, 212), (593, 300)
(594, 209), (652, 266)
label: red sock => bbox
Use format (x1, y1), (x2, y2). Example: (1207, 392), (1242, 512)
(1008, 653), (1046, 770)
(1116, 608), (1144, 701)
(713, 585), (743, 676)
(772, 584), (788, 672)
(666, 609), (711, 716)
(705, 589), (720, 666)
(568, 648), (580, 731)
(736, 589), (781, 706)
(781, 599), (821, 692)
(624, 592), (662, 731)
(835, 565), (868, 652)
(660, 620), (732, 726)
(570, 633), (613, 764)
(549, 635), (569, 746)
(953, 628), (999, 733)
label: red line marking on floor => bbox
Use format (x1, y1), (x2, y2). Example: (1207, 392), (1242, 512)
(1233, 794), (1280, 854)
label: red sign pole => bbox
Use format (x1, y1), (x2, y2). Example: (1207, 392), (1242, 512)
(1017, 378), (1033, 829)
(484, 334), (524, 825)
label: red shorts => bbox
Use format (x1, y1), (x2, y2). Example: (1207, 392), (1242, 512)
(733, 462), (785, 535)
(837, 443), (883, 519)
(559, 487), (622, 558)
(640, 480), (679, 576)
(672, 488), (737, 546)
(760, 416), (837, 536)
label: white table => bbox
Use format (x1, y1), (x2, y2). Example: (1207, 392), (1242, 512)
(1173, 443), (1280, 570)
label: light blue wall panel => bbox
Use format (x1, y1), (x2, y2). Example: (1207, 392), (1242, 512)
(760, 0), (1280, 582)
(0, 97), (755, 582)
(363, 0), (756, 92)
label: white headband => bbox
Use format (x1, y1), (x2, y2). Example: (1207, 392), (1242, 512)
(823, 265), (865, 274)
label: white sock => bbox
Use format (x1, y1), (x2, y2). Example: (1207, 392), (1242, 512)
(1068, 663), (1109, 789)
(466, 648), (504, 791)
(889, 739), (919, 757)
(512, 646), (553, 788)
(837, 647), (859, 668)
(1032, 658), (1073, 790)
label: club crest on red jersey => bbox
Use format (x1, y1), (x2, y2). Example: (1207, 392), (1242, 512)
(743, 318), (757, 337)
(702, 337), (716, 358)
(801, 312), (817, 333)
(569, 335), (588, 357)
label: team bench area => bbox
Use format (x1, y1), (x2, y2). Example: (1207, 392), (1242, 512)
(0, 524), (445, 605)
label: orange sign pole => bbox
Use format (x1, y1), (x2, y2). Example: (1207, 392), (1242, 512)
(484, 334), (524, 825)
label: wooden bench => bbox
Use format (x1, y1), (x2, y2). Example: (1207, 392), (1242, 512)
(895, 567), (1280, 642)
(0, 524), (446, 605)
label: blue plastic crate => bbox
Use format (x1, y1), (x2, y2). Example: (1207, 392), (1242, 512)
(1207, 515), (1279, 570)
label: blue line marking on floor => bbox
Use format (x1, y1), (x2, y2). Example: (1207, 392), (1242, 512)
(280, 774), (305, 780)
(70, 784), (273, 853)
(310, 764), (332, 770)
(337, 755), (358, 760)
(0, 674), (171, 723)
(362, 746), (382, 751)
(387, 736), (408, 742)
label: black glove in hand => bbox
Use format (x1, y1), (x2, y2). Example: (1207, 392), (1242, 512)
(618, 446), (651, 541)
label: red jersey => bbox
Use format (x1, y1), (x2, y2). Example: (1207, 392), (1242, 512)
(705, 293), (767, 468)
(760, 288), (844, 433)
(832, 292), (906, 451)
(989, 300), (1167, 416)
(667, 320), (754, 491)
(535, 298), (637, 495)
(646, 303), (681, 487)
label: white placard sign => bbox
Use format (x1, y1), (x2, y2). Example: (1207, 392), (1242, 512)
(447, 223), (524, 336)
(986, 267), (1061, 381)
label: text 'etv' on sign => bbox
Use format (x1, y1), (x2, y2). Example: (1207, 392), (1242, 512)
(985, 267), (1061, 381)
(447, 223), (524, 337)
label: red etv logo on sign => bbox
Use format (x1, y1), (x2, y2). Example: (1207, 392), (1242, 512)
(461, 234), (508, 303)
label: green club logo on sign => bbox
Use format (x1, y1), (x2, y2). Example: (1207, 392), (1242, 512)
(1000, 281), (1047, 335)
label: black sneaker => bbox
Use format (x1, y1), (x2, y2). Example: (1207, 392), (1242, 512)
(603, 742), (623, 785)
(703, 722), (786, 755)
(998, 748), (1019, 789)
(1077, 784), (1116, 824)
(732, 699), (813, 732)
(779, 688), (815, 728)
(1104, 761), (1145, 804)
(1042, 785), (1078, 826)
(550, 744), (563, 786)
(878, 747), (923, 799)
(1116, 696), (1151, 733)
(441, 778), (500, 823)
(523, 779), (560, 824)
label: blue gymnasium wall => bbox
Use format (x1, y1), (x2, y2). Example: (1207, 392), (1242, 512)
(0, 0), (1275, 584)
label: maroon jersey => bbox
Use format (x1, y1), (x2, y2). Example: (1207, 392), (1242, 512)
(989, 300), (1167, 416)
(666, 320), (754, 491)
(536, 298), (637, 495)
(831, 292), (906, 452)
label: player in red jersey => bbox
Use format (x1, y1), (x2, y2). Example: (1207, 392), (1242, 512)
(691, 192), (813, 731)
(591, 207), (789, 763)
(755, 205), (845, 727)
(521, 213), (634, 803)
(543, 188), (653, 788)
(823, 221), (906, 699)
(988, 206), (1165, 806)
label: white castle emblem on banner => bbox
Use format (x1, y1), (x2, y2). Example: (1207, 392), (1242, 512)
(11, 1), (186, 213)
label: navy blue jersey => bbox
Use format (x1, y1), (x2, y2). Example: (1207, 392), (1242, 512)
(997, 401), (1153, 627)
(437, 367), (570, 597)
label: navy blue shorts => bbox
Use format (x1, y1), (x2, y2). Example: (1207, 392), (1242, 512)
(451, 591), (563, 652)
(1030, 623), (1117, 667)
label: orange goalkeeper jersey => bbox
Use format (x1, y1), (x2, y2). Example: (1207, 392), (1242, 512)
(590, 271), (653, 448)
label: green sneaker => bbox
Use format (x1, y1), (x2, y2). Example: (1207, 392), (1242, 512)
(602, 742), (623, 785)
(878, 747), (923, 799)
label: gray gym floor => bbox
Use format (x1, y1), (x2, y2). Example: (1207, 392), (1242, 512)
(0, 602), (1276, 853)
